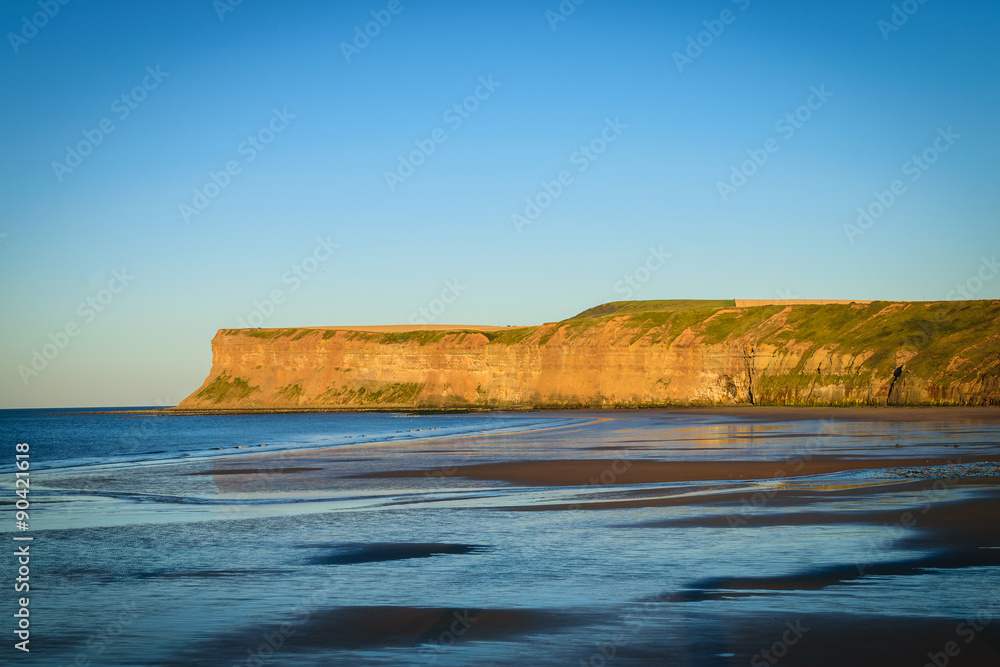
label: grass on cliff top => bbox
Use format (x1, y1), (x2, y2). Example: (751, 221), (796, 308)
(553, 301), (737, 346)
(240, 329), (301, 339)
(768, 301), (997, 349)
(698, 300), (1000, 383)
(345, 330), (472, 345)
(697, 306), (789, 344)
(369, 331), (452, 345)
(569, 300), (735, 320)
(541, 299), (998, 383)
(483, 326), (541, 345)
(218, 301), (999, 385)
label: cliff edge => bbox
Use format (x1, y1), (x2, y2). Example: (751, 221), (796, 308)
(176, 299), (1000, 410)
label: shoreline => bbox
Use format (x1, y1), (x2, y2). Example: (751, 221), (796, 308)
(80, 404), (1000, 421)
(26, 413), (602, 474)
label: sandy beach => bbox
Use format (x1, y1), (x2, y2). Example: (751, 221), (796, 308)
(15, 407), (1000, 665)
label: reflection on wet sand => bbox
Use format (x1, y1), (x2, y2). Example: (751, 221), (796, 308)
(32, 408), (1000, 665)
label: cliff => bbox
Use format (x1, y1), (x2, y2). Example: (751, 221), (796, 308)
(176, 300), (1000, 410)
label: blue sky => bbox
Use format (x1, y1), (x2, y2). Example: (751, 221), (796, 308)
(1, 0), (998, 408)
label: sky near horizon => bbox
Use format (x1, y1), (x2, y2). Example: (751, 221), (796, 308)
(1, 0), (998, 408)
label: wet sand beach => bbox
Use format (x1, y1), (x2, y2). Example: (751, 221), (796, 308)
(16, 408), (1000, 665)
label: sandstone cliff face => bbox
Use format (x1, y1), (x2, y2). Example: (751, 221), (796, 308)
(176, 301), (1000, 410)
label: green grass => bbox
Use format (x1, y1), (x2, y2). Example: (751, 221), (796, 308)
(195, 372), (260, 404)
(215, 300), (999, 407)
(569, 300), (734, 319)
(760, 301), (1000, 383)
(483, 327), (540, 345)
(372, 331), (451, 345)
(537, 326), (561, 346)
(698, 306), (786, 344)
(243, 329), (300, 339)
(616, 309), (725, 345)
(276, 383), (302, 400)
(329, 330), (489, 346)
(320, 382), (425, 405)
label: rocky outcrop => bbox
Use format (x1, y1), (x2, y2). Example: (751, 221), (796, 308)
(176, 300), (1000, 410)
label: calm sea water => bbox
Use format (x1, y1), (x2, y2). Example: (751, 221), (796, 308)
(2, 408), (999, 666)
(0, 408), (577, 471)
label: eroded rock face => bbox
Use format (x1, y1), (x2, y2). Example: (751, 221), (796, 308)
(176, 302), (1000, 410)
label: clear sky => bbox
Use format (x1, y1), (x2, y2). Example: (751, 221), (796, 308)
(1, 0), (998, 408)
